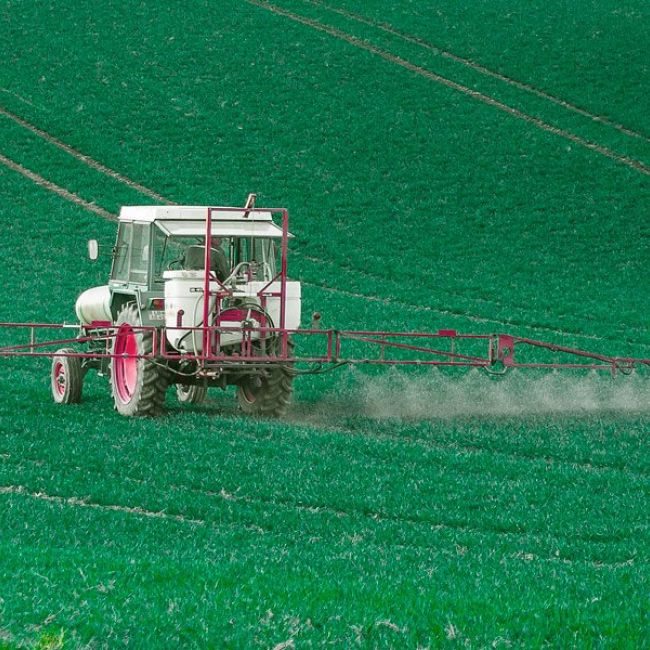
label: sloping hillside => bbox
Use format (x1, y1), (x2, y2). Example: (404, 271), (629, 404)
(0, 1), (648, 646)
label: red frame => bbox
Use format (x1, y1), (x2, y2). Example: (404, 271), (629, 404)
(198, 206), (290, 357)
(1, 323), (648, 378)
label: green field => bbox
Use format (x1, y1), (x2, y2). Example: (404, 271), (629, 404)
(1, 1), (649, 646)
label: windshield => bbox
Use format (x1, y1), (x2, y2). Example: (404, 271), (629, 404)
(152, 226), (278, 283)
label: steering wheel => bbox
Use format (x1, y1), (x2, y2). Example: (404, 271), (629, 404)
(167, 258), (184, 270)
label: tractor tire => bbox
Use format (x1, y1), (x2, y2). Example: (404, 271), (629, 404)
(236, 338), (294, 418)
(51, 348), (83, 404)
(176, 383), (208, 404)
(111, 303), (168, 417)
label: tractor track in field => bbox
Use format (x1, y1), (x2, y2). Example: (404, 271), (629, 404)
(245, 0), (650, 177)
(3, 447), (647, 547)
(167, 480), (647, 558)
(280, 420), (650, 479)
(301, 0), (650, 145)
(308, 280), (650, 347)
(6, 429), (647, 500)
(297, 254), (650, 345)
(0, 153), (115, 220)
(0, 485), (205, 527)
(0, 481), (642, 566)
(5, 481), (596, 569)
(0, 106), (173, 205)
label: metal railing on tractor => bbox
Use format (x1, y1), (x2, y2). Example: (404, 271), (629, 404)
(200, 205), (292, 357)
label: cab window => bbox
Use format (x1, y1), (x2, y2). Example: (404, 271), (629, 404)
(233, 237), (277, 280)
(112, 222), (132, 282)
(129, 223), (149, 284)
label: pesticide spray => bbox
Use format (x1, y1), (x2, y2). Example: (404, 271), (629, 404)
(305, 367), (650, 422)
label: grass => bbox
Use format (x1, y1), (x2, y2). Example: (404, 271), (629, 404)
(0, 0), (649, 646)
(1, 366), (648, 645)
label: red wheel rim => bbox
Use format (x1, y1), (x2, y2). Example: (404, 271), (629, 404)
(53, 360), (66, 397)
(114, 325), (138, 403)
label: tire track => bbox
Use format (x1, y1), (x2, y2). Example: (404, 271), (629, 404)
(0, 479), (641, 564)
(6, 426), (647, 518)
(302, 0), (650, 144)
(245, 0), (650, 177)
(301, 279), (650, 347)
(0, 153), (116, 220)
(0, 484), (596, 568)
(0, 106), (173, 205)
(0, 485), (205, 526)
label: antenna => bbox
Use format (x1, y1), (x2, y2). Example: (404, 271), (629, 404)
(243, 193), (256, 218)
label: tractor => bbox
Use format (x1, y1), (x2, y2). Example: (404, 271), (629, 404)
(1, 197), (647, 418)
(53, 198), (301, 417)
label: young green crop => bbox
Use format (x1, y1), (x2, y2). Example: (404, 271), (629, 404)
(0, 0), (648, 646)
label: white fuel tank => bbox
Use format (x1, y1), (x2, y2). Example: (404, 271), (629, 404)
(75, 285), (112, 325)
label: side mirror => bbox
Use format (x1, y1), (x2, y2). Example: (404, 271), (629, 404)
(87, 239), (99, 261)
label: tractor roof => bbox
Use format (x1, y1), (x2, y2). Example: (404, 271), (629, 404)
(119, 205), (275, 222)
(119, 205), (292, 238)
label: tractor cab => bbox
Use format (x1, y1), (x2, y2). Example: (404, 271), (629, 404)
(109, 207), (284, 288)
(77, 205), (302, 349)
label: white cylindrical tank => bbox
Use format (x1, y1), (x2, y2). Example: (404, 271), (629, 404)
(163, 272), (303, 353)
(163, 270), (217, 352)
(75, 285), (112, 325)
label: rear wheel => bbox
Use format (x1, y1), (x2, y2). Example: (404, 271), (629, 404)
(176, 383), (208, 404)
(111, 303), (168, 416)
(51, 349), (83, 404)
(236, 338), (294, 417)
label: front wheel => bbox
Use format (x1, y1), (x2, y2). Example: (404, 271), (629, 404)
(51, 349), (83, 404)
(111, 303), (168, 416)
